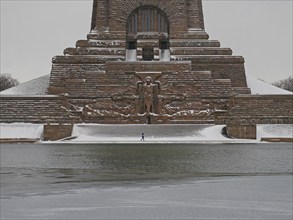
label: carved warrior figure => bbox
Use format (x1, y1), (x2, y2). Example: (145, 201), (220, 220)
(143, 77), (154, 112)
(137, 76), (160, 113)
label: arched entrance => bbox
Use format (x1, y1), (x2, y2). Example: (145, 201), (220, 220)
(127, 6), (169, 34)
(126, 6), (170, 61)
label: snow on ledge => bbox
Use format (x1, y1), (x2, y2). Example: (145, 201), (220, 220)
(257, 124), (293, 140)
(247, 77), (292, 95)
(0, 123), (43, 139)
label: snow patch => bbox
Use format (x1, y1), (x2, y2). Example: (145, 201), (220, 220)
(247, 77), (292, 95)
(257, 124), (293, 140)
(0, 75), (50, 95)
(0, 123), (43, 138)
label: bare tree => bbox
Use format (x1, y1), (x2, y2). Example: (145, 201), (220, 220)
(0, 73), (19, 92)
(272, 76), (293, 92)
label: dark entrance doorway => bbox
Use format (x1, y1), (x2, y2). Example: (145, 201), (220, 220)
(142, 47), (154, 61)
(127, 6), (169, 34)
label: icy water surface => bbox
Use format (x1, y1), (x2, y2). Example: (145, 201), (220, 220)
(1, 143), (292, 219)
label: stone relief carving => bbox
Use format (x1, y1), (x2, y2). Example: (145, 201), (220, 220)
(70, 71), (220, 124)
(137, 76), (161, 114)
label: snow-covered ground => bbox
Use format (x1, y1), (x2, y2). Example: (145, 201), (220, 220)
(69, 124), (249, 143)
(1, 123), (291, 143)
(0, 123), (43, 139)
(68, 124), (292, 143)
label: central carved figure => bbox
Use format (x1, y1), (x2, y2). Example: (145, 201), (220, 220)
(137, 76), (160, 114)
(143, 77), (154, 112)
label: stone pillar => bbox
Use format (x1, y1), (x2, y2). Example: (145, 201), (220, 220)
(126, 50), (137, 61)
(43, 124), (73, 141)
(226, 124), (257, 139)
(126, 39), (137, 61)
(159, 33), (170, 61)
(90, 0), (98, 31)
(186, 0), (205, 30)
(159, 49), (170, 61)
(96, 0), (109, 32)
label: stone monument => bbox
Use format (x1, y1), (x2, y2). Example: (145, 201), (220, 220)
(1, 0), (292, 140)
(47, 0), (250, 124)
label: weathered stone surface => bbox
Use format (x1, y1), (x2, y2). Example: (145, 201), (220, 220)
(227, 124), (257, 139)
(0, 95), (75, 124)
(226, 95), (293, 138)
(43, 124), (73, 141)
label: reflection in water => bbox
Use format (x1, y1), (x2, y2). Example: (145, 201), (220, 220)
(1, 143), (292, 196)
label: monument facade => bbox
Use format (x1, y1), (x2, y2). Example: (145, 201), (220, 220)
(47, 0), (250, 124)
(1, 0), (292, 140)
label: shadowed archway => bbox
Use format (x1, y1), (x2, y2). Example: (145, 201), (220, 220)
(127, 6), (169, 35)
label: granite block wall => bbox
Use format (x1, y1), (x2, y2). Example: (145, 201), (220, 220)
(0, 95), (72, 124)
(226, 95), (293, 139)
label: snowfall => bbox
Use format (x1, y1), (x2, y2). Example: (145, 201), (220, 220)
(0, 75), (292, 143)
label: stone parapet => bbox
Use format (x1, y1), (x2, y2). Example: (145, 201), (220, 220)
(65, 47), (232, 57)
(106, 61), (192, 72)
(64, 47), (126, 56)
(226, 95), (293, 139)
(77, 39), (126, 48)
(170, 47), (232, 56)
(0, 95), (73, 124)
(231, 87), (251, 95)
(170, 40), (220, 47)
(170, 31), (209, 39)
(76, 39), (221, 49)
(52, 55), (124, 64)
(176, 55), (245, 64)
(87, 32), (126, 40)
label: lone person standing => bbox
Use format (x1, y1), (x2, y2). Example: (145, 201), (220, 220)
(140, 133), (145, 141)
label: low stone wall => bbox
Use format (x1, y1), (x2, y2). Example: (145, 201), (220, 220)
(226, 124), (257, 139)
(0, 95), (72, 124)
(226, 95), (293, 139)
(261, 137), (293, 143)
(43, 124), (73, 141)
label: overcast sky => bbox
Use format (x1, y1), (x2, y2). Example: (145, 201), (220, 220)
(1, 0), (292, 83)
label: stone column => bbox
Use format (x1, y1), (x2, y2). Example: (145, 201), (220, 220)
(95, 0), (109, 32)
(90, 0), (98, 31)
(186, 0), (205, 30)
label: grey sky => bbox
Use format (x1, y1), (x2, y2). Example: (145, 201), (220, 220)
(1, 0), (292, 83)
